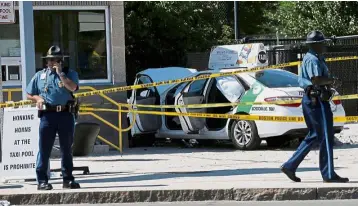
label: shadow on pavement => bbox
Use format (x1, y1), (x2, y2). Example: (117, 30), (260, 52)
(90, 158), (166, 162)
(80, 184), (168, 189)
(25, 171), (133, 185)
(112, 147), (237, 156)
(70, 141), (358, 159)
(265, 143), (358, 151)
(0, 184), (23, 189)
(80, 171), (132, 176)
(75, 167), (324, 184)
(334, 144), (358, 150)
(307, 180), (358, 183)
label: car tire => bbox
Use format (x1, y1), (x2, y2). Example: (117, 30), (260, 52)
(229, 119), (261, 150)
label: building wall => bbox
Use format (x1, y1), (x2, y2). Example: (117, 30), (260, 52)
(2, 1), (126, 85)
(1, 1), (129, 151)
(109, 1), (126, 84)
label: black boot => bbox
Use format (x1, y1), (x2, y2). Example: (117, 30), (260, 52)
(280, 166), (301, 182)
(63, 181), (81, 189)
(37, 183), (53, 190)
(324, 175), (349, 183)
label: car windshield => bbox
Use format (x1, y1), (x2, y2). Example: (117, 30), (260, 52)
(253, 69), (300, 88)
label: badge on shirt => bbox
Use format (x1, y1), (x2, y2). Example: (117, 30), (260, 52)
(40, 73), (46, 80)
(58, 81), (64, 88)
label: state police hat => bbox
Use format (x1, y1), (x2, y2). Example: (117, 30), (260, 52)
(304, 30), (330, 44)
(42, 45), (69, 59)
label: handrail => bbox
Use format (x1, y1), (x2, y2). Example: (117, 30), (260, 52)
(3, 86), (137, 153)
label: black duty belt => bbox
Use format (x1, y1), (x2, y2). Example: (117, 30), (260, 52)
(44, 105), (69, 112)
(304, 86), (333, 102)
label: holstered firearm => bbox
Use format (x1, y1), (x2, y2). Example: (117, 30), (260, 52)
(307, 76), (336, 106)
(69, 93), (80, 120)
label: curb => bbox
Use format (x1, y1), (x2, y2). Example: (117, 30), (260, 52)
(2, 187), (358, 205)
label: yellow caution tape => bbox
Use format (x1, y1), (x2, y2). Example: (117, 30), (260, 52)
(80, 94), (358, 110)
(1, 56), (358, 109)
(78, 106), (358, 123)
(0, 100), (33, 109)
(73, 56), (358, 98)
(3, 93), (358, 110)
(73, 65), (282, 98)
(124, 94), (358, 109)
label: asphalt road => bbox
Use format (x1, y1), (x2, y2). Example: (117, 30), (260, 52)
(26, 200), (358, 206)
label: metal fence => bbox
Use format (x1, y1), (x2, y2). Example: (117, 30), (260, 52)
(186, 36), (358, 115)
(246, 37), (358, 115)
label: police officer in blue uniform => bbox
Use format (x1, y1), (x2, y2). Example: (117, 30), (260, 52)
(280, 31), (349, 183)
(26, 46), (81, 190)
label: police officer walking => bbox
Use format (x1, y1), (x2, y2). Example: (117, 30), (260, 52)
(280, 31), (349, 183)
(26, 45), (81, 190)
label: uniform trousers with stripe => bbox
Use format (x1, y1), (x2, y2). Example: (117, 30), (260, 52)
(282, 94), (337, 180)
(36, 111), (75, 184)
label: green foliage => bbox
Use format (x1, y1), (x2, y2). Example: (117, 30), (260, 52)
(124, 1), (232, 84)
(124, 1), (280, 84)
(227, 1), (279, 35)
(267, 1), (358, 37)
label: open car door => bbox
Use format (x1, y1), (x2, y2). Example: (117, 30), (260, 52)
(129, 74), (162, 133)
(174, 74), (210, 134)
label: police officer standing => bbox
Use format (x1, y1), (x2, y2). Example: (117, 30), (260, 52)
(280, 31), (349, 183)
(26, 46), (81, 190)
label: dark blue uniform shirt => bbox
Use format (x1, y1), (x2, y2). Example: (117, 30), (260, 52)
(26, 68), (79, 106)
(298, 49), (330, 89)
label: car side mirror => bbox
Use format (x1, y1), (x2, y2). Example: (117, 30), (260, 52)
(139, 90), (150, 98)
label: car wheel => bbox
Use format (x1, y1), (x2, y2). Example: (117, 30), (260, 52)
(230, 120), (261, 150)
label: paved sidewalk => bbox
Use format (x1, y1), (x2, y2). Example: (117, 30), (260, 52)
(1, 143), (358, 205)
(2, 123), (358, 205)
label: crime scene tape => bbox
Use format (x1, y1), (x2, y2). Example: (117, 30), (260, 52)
(78, 106), (358, 123)
(0, 100), (33, 109)
(1, 56), (358, 109)
(73, 56), (358, 98)
(79, 92), (358, 110)
(3, 92), (358, 110)
(121, 93), (358, 109)
(77, 92), (358, 110)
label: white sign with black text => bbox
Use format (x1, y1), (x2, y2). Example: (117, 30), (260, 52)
(0, 1), (15, 24)
(0, 107), (39, 179)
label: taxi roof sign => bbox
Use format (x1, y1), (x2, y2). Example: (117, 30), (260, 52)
(0, 1), (15, 24)
(208, 43), (268, 70)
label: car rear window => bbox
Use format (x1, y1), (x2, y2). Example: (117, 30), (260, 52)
(253, 69), (300, 88)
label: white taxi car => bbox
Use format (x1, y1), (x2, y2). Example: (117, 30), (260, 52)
(127, 67), (345, 150)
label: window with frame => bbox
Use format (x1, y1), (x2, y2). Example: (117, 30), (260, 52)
(187, 76), (208, 95)
(34, 10), (108, 81)
(215, 76), (246, 102)
(136, 76), (157, 98)
(0, 9), (109, 85)
(253, 69), (300, 88)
